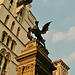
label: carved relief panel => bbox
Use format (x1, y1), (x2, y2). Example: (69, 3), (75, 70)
(17, 63), (35, 75)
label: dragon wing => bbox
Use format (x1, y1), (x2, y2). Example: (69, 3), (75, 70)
(40, 21), (52, 34)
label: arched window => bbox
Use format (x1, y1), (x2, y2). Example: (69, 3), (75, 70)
(4, 15), (9, 25)
(0, 49), (6, 66)
(0, 49), (11, 75)
(2, 52), (11, 72)
(10, 0), (13, 5)
(16, 27), (20, 37)
(3, 58), (8, 70)
(11, 40), (17, 51)
(0, 54), (3, 65)
(1, 33), (5, 42)
(6, 38), (9, 46)
(1, 31), (7, 43)
(11, 21), (15, 31)
(11, 41), (13, 50)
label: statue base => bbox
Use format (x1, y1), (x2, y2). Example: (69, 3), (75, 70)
(16, 39), (56, 75)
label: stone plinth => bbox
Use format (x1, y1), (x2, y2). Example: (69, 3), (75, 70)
(16, 39), (56, 75)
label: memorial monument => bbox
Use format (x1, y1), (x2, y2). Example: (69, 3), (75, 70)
(16, 21), (56, 75)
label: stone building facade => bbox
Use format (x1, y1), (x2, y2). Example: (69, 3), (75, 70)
(0, 0), (36, 75)
(0, 0), (70, 75)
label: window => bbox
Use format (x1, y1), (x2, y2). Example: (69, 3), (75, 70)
(2, 53), (11, 71)
(1, 34), (5, 42)
(0, 55), (3, 65)
(1, 31), (8, 43)
(16, 27), (20, 37)
(0, 50), (11, 75)
(3, 58), (8, 70)
(10, 0), (13, 5)
(11, 41), (13, 50)
(4, 15), (9, 25)
(6, 38), (9, 46)
(11, 21), (15, 31)
(11, 40), (17, 51)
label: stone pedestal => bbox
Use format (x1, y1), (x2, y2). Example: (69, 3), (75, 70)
(16, 39), (56, 75)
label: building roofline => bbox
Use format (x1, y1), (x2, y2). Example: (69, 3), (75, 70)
(53, 59), (70, 70)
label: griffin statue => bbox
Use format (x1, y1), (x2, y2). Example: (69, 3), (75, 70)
(27, 21), (52, 48)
